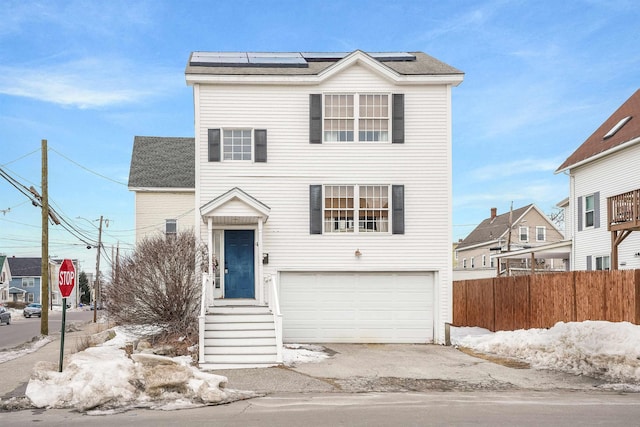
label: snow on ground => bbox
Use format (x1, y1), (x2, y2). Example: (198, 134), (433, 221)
(451, 320), (640, 388)
(283, 344), (331, 366)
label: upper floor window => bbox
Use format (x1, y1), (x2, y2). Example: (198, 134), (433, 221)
(323, 185), (389, 233)
(208, 128), (267, 163)
(23, 277), (34, 288)
(585, 194), (595, 228)
(166, 219), (177, 237)
(462, 258), (467, 269)
(519, 226), (529, 242)
(536, 226), (546, 242)
(471, 257), (475, 268)
(482, 255), (487, 267)
(223, 129), (252, 160)
(324, 94), (389, 142)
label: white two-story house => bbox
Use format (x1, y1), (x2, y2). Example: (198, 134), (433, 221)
(184, 50), (463, 369)
(556, 89), (640, 271)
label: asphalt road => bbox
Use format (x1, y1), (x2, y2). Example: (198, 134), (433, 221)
(0, 309), (94, 351)
(1, 391), (639, 425)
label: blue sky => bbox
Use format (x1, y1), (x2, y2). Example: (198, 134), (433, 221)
(1, 0), (638, 275)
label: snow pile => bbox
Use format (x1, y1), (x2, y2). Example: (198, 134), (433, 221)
(452, 321), (640, 384)
(283, 344), (331, 366)
(25, 327), (254, 412)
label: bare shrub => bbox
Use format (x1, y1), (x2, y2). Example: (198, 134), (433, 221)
(105, 231), (205, 336)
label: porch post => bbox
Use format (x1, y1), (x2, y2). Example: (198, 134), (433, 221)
(258, 218), (265, 305)
(207, 218), (214, 277)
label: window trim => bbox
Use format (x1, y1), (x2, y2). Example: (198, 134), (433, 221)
(594, 255), (610, 271)
(23, 277), (34, 288)
(165, 219), (177, 237)
(482, 254), (486, 267)
(519, 226), (529, 243)
(322, 93), (391, 144)
(536, 226), (546, 242)
(222, 128), (254, 161)
(584, 194), (595, 228)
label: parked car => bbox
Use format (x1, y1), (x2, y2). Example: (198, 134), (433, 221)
(0, 306), (10, 325)
(23, 303), (42, 318)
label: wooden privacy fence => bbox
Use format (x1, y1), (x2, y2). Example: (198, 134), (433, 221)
(453, 270), (640, 331)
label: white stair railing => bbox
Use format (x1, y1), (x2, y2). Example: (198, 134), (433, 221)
(199, 272), (212, 365)
(266, 274), (283, 363)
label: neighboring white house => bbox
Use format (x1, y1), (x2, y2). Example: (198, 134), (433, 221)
(128, 136), (196, 242)
(183, 50), (463, 368)
(556, 89), (640, 271)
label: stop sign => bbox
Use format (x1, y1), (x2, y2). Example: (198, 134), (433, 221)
(58, 259), (76, 298)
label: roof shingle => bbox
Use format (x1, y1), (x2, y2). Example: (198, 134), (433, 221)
(128, 136), (195, 189)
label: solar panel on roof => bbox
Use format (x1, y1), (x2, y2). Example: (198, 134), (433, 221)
(369, 52), (416, 61)
(190, 52), (249, 66)
(248, 52), (307, 67)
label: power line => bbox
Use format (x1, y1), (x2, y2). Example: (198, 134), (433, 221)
(49, 146), (128, 186)
(1, 147), (40, 167)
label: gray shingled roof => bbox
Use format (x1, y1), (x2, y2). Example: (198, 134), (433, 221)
(457, 205), (533, 250)
(128, 136), (195, 189)
(185, 51), (463, 76)
(7, 257), (41, 277)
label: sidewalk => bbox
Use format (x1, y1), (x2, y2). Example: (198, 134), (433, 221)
(0, 321), (106, 399)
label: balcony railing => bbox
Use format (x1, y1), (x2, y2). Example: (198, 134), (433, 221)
(608, 189), (640, 231)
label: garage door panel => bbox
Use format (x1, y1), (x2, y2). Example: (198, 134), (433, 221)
(280, 272), (434, 343)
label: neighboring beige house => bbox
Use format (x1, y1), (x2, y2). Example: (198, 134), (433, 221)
(556, 89), (640, 271)
(454, 204), (566, 279)
(184, 50), (464, 369)
(128, 136), (195, 242)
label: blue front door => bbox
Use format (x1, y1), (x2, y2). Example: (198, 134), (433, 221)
(224, 230), (255, 298)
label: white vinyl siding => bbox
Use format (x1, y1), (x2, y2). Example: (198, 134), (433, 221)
(134, 191), (195, 243)
(571, 142), (640, 270)
(194, 63), (453, 342)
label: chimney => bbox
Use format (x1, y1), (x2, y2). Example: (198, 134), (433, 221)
(490, 207), (497, 219)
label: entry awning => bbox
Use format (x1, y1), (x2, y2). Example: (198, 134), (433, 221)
(200, 187), (271, 225)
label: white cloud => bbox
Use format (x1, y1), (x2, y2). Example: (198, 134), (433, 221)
(0, 58), (181, 109)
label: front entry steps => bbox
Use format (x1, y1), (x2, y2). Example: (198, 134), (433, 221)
(200, 305), (279, 370)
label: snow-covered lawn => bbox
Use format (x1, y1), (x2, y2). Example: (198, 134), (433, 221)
(451, 320), (640, 387)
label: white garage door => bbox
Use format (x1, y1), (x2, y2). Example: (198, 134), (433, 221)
(279, 272), (434, 343)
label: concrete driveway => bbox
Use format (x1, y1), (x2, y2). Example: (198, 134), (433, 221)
(218, 343), (605, 394)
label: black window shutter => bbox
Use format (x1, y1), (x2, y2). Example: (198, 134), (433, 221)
(593, 191), (600, 229)
(309, 185), (322, 234)
(392, 185), (405, 234)
(577, 196), (583, 231)
(255, 129), (267, 162)
(208, 129), (221, 162)
(309, 94), (322, 144)
(392, 94), (404, 144)
(586, 256), (592, 271)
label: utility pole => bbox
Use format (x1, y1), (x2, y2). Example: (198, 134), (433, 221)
(93, 215), (103, 323)
(40, 139), (49, 335)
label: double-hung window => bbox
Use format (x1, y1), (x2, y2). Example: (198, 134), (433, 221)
(584, 194), (595, 228)
(536, 226), (546, 242)
(324, 94), (389, 142)
(323, 185), (389, 233)
(519, 226), (528, 242)
(23, 277), (34, 288)
(165, 219), (177, 238)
